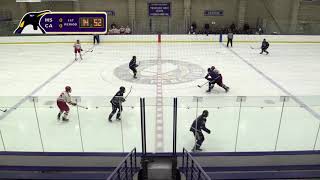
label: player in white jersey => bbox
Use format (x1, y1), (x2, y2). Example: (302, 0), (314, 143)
(74, 40), (83, 60)
(56, 86), (77, 121)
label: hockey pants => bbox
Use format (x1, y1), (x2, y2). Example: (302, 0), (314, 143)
(109, 104), (123, 119)
(193, 131), (204, 149)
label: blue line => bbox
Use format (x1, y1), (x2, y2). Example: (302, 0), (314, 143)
(0, 60), (76, 121)
(224, 45), (320, 121)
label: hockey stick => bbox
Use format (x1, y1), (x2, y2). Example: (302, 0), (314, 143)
(77, 105), (88, 109)
(250, 46), (260, 50)
(197, 82), (208, 88)
(125, 86), (133, 99)
(85, 48), (94, 53)
(75, 46), (94, 61)
(82, 46), (95, 56)
(0, 108), (7, 112)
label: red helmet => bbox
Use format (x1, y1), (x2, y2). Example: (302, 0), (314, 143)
(65, 86), (72, 93)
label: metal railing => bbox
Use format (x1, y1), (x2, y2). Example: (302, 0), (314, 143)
(107, 148), (138, 180)
(182, 148), (211, 180)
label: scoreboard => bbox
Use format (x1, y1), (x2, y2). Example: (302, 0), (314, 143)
(79, 17), (104, 28)
(14, 11), (107, 34)
(39, 12), (107, 34)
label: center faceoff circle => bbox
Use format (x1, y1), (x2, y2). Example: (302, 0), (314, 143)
(110, 60), (205, 85)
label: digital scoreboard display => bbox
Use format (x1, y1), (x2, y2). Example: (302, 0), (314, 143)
(39, 12), (107, 34)
(79, 17), (104, 28)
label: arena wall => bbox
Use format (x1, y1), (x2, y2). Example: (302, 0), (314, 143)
(0, 35), (320, 44)
(1, 0), (319, 35)
(190, 0), (238, 30)
(79, 0), (129, 29)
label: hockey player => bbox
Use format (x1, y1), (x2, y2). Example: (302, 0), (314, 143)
(205, 66), (229, 93)
(190, 110), (211, 152)
(260, 39), (269, 55)
(93, 34), (100, 45)
(108, 86), (126, 122)
(74, 40), (83, 60)
(227, 30), (233, 47)
(129, 56), (139, 78)
(57, 86), (77, 121)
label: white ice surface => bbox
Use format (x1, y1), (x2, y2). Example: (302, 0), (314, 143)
(0, 42), (320, 152)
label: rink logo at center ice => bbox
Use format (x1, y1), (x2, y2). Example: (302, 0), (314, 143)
(111, 60), (205, 85)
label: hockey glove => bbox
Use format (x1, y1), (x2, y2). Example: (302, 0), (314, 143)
(203, 128), (211, 134)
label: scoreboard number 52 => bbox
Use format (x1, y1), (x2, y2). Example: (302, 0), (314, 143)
(80, 17), (104, 28)
(93, 18), (102, 27)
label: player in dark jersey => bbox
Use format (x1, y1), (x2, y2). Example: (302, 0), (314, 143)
(129, 56), (139, 78)
(260, 39), (269, 55)
(205, 66), (229, 93)
(108, 86), (126, 122)
(190, 110), (211, 152)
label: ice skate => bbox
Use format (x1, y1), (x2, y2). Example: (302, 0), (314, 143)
(192, 146), (202, 152)
(108, 114), (113, 122)
(191, 146), (196, 152)
(57, 113), (61, 120)
(62, 117), (69, 121)
(206, 86), (213, 93)
(223, 86), (230, 93)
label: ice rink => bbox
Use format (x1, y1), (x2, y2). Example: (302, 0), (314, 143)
(0, 41), (320, 153)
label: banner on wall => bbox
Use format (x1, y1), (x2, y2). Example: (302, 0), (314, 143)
(204, 10), (224, 16)
(105, 10), (115, 16)
(148, 3), (171, 16)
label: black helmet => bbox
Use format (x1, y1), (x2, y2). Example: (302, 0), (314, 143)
(207, 68), (211, 72)
(65, 86), (72, 93)
(202, 110), (209, 117)
(120, 86), (126, 92)
(133, 56), (136, 60)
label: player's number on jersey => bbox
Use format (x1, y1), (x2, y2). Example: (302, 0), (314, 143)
(93, 18), (102, 27)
